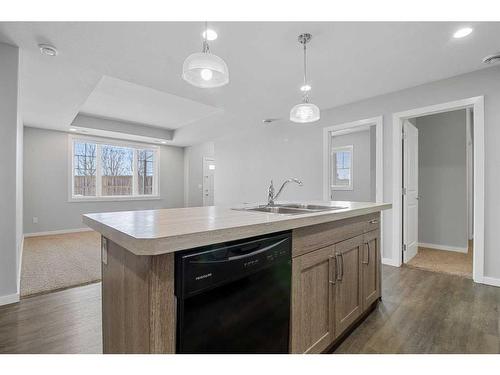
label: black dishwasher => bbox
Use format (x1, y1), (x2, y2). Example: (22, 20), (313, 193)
(175, 231), (291, 354)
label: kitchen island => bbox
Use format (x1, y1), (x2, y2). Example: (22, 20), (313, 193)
(83, 201), (391, 354)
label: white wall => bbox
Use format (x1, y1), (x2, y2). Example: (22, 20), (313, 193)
(331, 128), (375, 201)
(183, 142), (214, 207)
(0, 42), (22, 304)
(210, 65), (500, 280)
(23, 127), (185, 234)
(415, 110), (467, 250)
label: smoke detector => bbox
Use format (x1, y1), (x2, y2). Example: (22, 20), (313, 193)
(38, 44), (58, 56)
(482, 53), (500, 64)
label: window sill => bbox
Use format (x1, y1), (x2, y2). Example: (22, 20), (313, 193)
(331, 186), (354, 191)
(68, 195), (162, 203)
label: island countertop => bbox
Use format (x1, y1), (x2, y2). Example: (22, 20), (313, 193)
(83, 201), (391, 256)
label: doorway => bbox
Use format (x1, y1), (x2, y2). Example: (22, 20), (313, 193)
(402, 110), (473, 278)
(202, 156), (215, 206)
(392, 96), (484, 283)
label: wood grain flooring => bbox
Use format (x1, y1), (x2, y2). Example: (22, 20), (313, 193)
(0, 265), (499, 354)
(335, 265), (500, 353)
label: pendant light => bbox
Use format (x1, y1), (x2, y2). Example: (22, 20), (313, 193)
(290, 33), (320, 123)
(182, 22), (229, 88)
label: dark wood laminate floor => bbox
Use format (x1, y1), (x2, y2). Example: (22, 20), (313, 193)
(335, 265), (500, 353)
(0, 265), (499, 354)
(0, 283), (102, 354)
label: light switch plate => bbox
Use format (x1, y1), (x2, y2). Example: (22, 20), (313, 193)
(102, 238), (108, 265)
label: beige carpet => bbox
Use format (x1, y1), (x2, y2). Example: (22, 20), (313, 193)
(406, 241), (473, 278)
(21, 231), (101, 297)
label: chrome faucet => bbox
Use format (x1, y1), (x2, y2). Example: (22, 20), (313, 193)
(268, 178), (303, 206)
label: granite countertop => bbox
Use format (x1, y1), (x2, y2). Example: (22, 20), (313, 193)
(83, 201), (392, 256)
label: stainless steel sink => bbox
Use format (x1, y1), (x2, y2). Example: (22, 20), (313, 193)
(274, 203), (347, 211)
(235, 204), (347, 215)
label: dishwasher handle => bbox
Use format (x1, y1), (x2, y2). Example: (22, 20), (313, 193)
(228, 238), (288, 261)
(188, 238), (289, 264)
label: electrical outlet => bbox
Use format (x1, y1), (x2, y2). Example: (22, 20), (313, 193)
(32, 217), (38, 224)
(102, 238), (108, 265)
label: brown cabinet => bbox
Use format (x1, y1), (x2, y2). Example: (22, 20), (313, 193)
(290, 213), (381, 353)
(333, 235), (363, 336)
(361, 230), (381, 310)
(290, 245), (336, 353)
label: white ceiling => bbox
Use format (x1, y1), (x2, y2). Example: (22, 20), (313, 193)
(79, 75), (221, 129)
(1, 22), (499, 145)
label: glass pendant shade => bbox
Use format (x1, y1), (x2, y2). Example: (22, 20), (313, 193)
(182, 52), (229, 88)
(290, 102), (320, 123)
(290, 33), (320, 124)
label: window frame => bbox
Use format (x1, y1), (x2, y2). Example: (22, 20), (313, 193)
(330, 145), (354, 191)
(68, 134), (161, 202)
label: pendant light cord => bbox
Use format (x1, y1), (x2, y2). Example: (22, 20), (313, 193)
(202, 21), (210, 53)
(303, 42), (307, 87)
(302, 39), (309, 103)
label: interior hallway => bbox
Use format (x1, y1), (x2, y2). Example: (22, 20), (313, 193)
(1, 264), (499, 354)
(405, 241), (473, 278)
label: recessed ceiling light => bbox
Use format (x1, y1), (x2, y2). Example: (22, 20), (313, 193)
(158, 140), (167, 144)
(202, 29), (218, 41)
(38, 43), (58, 56)
(453, 27), (473, 39)
(69, 128), (77, 132)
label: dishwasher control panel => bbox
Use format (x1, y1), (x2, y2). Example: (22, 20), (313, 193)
(175, 231), (291, 298)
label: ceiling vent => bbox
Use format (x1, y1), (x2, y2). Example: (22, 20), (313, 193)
(482, 53), (500, 64)
(262, 118), (280, 124)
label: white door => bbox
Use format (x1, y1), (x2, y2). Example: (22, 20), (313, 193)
(202, 157), (215, 206)
(403, 120), (419, 263)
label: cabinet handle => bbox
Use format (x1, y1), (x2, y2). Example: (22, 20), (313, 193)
(329, 255), (336, 285)
(362, 243), (369, 264)
(336, 253), (344, 281)
(369, 219), (379, 224)
(340, 253), (344, 281)
(335, 254), (342, 281)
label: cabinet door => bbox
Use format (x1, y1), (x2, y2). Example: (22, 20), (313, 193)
(334, 235), (363, 337)
(290, 246), (336, 353)
(362, 230), (380, 310)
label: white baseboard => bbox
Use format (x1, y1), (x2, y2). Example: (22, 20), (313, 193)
(479, 276), (500, 288)
(382, 257), (401, 267)
(24, 227), (93, 238)
(418, 242), (468, 253)
(0, 292), (20, 306)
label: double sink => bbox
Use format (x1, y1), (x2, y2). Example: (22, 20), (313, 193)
(236, 203), (347, 215)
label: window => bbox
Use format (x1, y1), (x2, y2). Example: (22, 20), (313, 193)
(331, 145), (353, 191)
(70, 136), (159, 201)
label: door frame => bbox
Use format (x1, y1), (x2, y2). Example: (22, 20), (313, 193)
(391, 96), (484, 283)
(323, 116), (384, 262)
(323, 116), (383, 203)
(202, 156), (215, 206)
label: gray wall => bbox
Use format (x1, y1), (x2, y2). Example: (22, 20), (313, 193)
(210, 65), (500, 279)
(23, 127), (185, 234)
(331, 128), (375, 202)
(415, 110), (467, 250)
(0, 43), (22, 301)
(184, 142), (214, 207)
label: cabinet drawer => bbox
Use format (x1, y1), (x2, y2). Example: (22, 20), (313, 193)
(292, 213), (379, 257)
